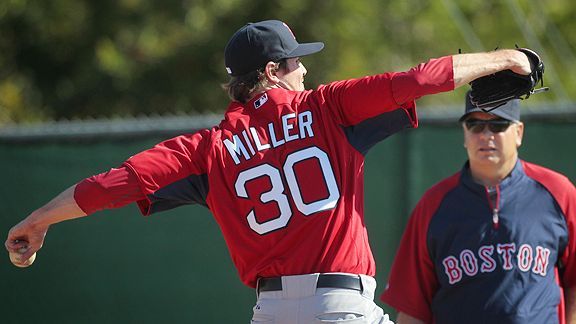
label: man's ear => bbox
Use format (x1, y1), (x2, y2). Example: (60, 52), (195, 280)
(516, 122), (524, 147)
(263, 61), (280, 84)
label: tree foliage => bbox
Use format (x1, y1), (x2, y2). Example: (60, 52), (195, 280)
(1, 0), (575, 124)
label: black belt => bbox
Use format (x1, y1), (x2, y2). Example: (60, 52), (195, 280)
(257, 274), (363, 293)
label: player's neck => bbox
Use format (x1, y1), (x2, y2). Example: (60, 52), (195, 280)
(247, 83), (288, 102)
(469, 156), (518, 187)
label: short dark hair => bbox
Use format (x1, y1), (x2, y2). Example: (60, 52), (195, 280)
(222, 59), (287, 103)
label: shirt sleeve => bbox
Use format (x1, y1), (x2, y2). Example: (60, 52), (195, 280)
(381, 173), (460, 323)
(73, 131), (213, 216)
(315, 55), (454, 127)
(522, 161), (576, 288)
(380, 195), (439, 323)
(123, 130), (211, 215)
(555, 183), (576, 288)
(391, 55), (455, 104)
(74, 166), (145, 215)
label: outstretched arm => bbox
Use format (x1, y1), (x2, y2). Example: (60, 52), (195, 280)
(5, 185), (87, 263)
(6, 133), (207, 266)
(452, 49), (531, 88)
(5, 165), (144, 265)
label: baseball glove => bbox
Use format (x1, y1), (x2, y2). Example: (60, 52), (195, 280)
(469, 48), (548, 112)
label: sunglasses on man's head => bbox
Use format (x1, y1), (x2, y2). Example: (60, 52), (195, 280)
(464, 118), (513, 133)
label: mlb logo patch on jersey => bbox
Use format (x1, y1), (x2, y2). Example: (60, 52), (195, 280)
(254, 93), (268, 109)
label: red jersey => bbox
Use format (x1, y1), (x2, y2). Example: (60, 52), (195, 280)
(75, 56), (454, 287)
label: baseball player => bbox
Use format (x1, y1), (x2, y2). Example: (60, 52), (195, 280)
(6, 20), (536, 323)
(381, 93), (576, 324)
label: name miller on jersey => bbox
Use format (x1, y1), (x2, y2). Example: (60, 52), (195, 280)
(224, 110), (314, 165)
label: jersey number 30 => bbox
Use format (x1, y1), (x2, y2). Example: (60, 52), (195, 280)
(235, 146), (340, 235)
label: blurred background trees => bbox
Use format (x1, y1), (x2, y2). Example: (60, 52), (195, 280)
(1, 0), (575, 124)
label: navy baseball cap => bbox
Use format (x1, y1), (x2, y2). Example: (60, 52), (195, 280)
(460, 91), (521, 122)
(224, 20), (324, 76)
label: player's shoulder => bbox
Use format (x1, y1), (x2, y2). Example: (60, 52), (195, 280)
(411, 172), (462, 219)
(521, 160), (574, 188)
(421, 171), (462, 202)
(152, 127), (219, 153)
(279, 88), (318, 109)
(521, 160), (576, 212)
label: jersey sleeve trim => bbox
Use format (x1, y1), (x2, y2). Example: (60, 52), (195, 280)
(390, 55), (455, 105)
(73, 166), (146, 215)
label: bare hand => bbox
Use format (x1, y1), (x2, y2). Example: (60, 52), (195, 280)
(5, 217), (49, 262)
(509, 50), (532, 76)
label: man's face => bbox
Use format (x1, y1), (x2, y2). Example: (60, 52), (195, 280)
(275, 57), (307, 91)
(462, 112), (524, 167)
